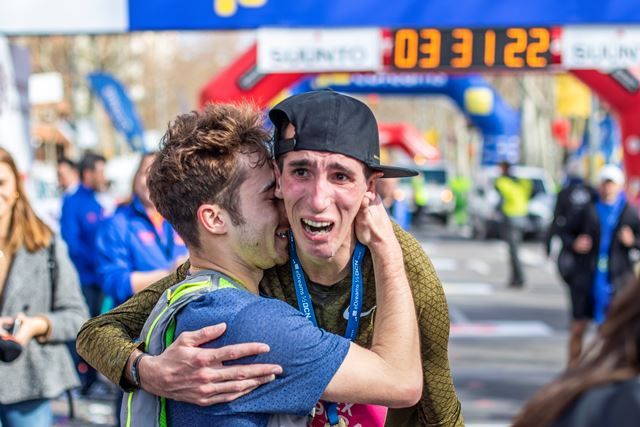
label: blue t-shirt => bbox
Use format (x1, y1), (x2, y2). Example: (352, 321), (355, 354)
(168, 288), (351, 427)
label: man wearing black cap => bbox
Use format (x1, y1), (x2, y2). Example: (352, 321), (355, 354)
(266, 91), (463, 426)
(78, 92), (463, 427)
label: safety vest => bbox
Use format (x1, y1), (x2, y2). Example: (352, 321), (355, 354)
(495, 176), (532, 218)
(412, 175), (428, 207)
(121, 270), (308, 427)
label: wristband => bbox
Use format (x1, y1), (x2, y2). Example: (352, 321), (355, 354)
(131, 353), (147, 389)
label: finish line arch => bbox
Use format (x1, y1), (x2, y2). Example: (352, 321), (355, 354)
(199, 44), (520, 166)
(571, 69), (640, 199)
(290, 73), (520, 166)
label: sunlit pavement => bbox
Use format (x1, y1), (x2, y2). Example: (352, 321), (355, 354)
(412, 220), (596, 425)
(53, 392), (117, 426)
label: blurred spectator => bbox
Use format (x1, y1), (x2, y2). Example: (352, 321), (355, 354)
(546, 160), (596, 257)
(377, 178), (397, 211)
(568, 166), (640, 330)
(60, 151), (109, 395)
(450, 175), (471, 227)
(589, 166), (640, 324)
(495, 161), (532, 288)
(95, 152), (187, 425)
(96, 153), (188, 307)
(56, 157), (79, 196)
(411, 174), (428, 226)
(512, 275), (640, 427)
(546, 160), (598, 368)
(376, 178), (410, 229)
(60, 152), (108, 316)
(0, 148), (88, 426)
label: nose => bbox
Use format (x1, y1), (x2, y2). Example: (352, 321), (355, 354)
(308, 176), (331, 213)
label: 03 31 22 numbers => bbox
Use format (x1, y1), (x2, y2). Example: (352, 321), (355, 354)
(392, 27), (551, 70)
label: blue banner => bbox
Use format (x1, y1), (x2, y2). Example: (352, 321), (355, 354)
(128, 0), (640, 31)
(87, 72), (145, 151)
(293, 73), (520, 165)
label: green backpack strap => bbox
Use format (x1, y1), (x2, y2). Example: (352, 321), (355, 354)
(123, 270), (242, 427)
(157, 318), (177, 427)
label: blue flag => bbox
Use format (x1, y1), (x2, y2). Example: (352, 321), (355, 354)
(87, 72), (145, 152)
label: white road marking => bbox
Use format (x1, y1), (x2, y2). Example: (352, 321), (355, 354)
(449, 306), (470, 323)
(431, 257), (459, 271)
(444, 282), (495, 296)
(450, 321), (553, 338)
(520, 248), (547, 267)
(466, 259), (492, 275)
(466, 424), (510, 427)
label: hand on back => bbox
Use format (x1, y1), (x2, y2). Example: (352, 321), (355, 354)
(140, 323), (283, 406)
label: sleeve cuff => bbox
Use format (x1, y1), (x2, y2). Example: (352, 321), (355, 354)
(119, 341), (147, 392)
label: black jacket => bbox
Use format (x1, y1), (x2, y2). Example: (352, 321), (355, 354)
(547, 180), (597, 255)
(560, 197), (640, 291)
(555, 378), (640, 427)
(549, 181), (597, 284)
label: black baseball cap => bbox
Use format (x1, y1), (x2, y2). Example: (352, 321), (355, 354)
(269, 90), (418, 178)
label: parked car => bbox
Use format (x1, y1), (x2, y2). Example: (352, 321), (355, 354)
(468, 165), (556, 240)
(396, 162), (455, 224)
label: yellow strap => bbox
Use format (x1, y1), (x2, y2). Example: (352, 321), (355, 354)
(168, 280), (212, 305)
(126, 392), (133, 427)
(145, 305), (170, 352)
(219, 277), (237, 289)
(146, 277), (238, 350)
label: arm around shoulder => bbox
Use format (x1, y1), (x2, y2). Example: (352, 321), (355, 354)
(76, 265), (184, 388)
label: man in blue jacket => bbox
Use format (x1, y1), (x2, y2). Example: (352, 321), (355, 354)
(61, 152), (109, 316)
(60, 151), (109, 395)
(96, 153), (188, 307)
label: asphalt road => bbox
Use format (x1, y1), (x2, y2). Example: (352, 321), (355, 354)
(54, 221), (585, 426)
(413, 221), (591, 426)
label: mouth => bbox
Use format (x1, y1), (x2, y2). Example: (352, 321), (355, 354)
(301, 218), (334, 236)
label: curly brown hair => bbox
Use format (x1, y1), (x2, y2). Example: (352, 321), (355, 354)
(148, 103), (271, 250)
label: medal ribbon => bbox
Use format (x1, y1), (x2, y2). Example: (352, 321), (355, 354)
(289, 232), (365, 426)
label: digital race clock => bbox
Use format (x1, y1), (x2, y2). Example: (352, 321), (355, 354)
(392, 27), (552, 70)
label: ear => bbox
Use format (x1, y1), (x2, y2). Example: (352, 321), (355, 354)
(366, 172), (383, 193)
(197, 203), (227, 235)
(273, 159), (283, 199)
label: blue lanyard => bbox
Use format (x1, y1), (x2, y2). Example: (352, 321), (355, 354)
(596, 192), (626, 272)
(289, 232), (365, 425)
(289, 232), (366, 338)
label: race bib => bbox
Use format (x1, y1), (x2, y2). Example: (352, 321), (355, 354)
(309, 401), (387, 427)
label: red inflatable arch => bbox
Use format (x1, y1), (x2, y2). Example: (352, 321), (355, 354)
(572, 69), (640, 201)
(199, 43), (305, 109)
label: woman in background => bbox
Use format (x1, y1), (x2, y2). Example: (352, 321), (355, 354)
(513, 275), (640, 427)
(0, 147), (88, 426)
